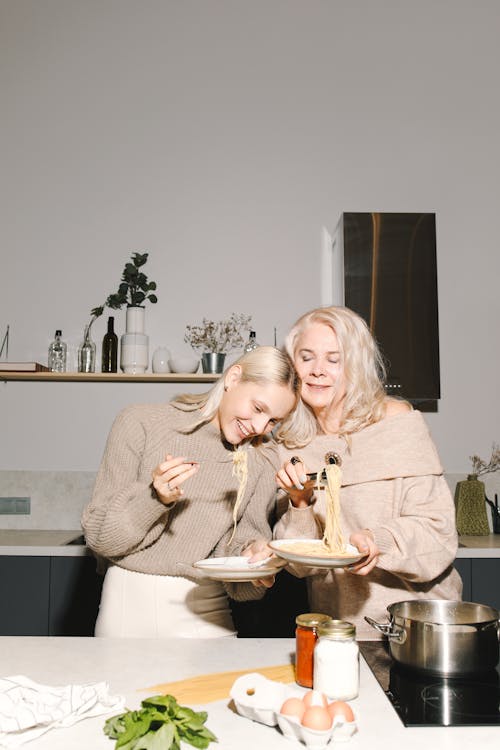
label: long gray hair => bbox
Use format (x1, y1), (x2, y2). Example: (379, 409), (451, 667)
(276, 306), (387, 447)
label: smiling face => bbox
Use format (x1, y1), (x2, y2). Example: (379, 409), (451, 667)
(293, 322), (346, 420)
(215, 366), (296, 446)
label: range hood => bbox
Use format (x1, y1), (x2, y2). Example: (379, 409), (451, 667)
(332, 212), (440, 403)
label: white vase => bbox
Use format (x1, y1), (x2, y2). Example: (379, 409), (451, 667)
(120, 306), (149, 374)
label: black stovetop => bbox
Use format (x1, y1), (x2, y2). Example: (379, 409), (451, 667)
(359, 641), (500, 727)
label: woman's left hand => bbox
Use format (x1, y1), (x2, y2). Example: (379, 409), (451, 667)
(347, 530), (379, 575)
(242, 539), (276, 588)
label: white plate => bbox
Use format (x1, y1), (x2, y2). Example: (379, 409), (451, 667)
(193, 555), (287, 582)
(268, 540), (366, 568)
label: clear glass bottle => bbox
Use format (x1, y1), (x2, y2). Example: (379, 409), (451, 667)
(48, 329), (67, 372)
(244, 331), (259, 353)
(313, 619), (359, 699)
(101, 316), (118, 373)
(78, 325), (96, 373)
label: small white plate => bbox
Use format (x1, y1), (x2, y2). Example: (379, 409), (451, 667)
(268, 540), (366, 569)
(193, 555), (287, 582)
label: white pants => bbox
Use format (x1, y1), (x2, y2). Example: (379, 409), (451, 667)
(95, 565), (236, 638)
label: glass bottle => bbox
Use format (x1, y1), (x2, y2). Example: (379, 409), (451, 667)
(244, 330), (259, 353)
(48, 330), (67, 372)
(313, 619), (359, 699)
(295, 613), (332, 688)
(78, 325), (96, 373)
(101, 316), (118, 373)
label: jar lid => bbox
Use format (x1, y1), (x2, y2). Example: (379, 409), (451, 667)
(317, 619), (356, 639)
(296, 613), (332, 629)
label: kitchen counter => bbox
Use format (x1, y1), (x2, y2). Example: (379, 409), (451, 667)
(0, 636), (496, 750)
(1, 529), (500, 557)
(456, 534), (500, 557)
(0, 529), (87, 556)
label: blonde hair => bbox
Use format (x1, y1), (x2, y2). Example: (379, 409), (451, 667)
(276, 306), (387, 447)
(173, 346), (301, 442)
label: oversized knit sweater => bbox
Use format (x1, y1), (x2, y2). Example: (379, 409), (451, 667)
(274, 410), (462, 638)
(82, 401), (280, 601)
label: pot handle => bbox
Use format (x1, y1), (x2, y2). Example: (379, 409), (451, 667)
(364, 616), (407, 644)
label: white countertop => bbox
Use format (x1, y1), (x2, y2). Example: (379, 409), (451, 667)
(0, 637), (496, 750)
(456, 534), (500, 558)
(1, 529), (500, 557)
(0, 530), (87, 556)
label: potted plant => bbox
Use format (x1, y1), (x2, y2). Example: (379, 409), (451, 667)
(79, 252), (158, 373)
(184, 313), (252, 373)
(455, 444), (500, 536)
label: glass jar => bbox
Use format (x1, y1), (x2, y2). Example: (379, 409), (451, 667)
(313, 619), (359, 699)
(295, 613), (332, 688)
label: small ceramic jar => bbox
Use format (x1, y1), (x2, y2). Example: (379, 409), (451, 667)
(152, 347), (171, 373)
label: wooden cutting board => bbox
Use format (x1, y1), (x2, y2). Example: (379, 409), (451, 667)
(139, 663), (295, 704)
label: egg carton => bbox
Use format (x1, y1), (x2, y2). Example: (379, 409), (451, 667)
(229, 673), (357, 748)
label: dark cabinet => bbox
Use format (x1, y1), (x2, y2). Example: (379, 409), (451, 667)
(0, 554), (102, 636)
(0, 557), (50, 635)
(454, 557), (500, 609)
(49, 555), (102, 636)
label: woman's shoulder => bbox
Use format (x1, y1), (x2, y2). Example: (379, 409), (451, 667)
(113, 402), (175, 429)
(382, 397), (413, 418)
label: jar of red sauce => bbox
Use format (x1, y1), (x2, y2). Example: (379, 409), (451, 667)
(295, 613), (332, 688)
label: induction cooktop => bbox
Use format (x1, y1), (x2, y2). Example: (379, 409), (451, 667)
(359, 641), (500, 727)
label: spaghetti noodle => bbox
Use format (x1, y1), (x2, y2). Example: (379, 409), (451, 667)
(228, 448), (248, 544)
(322, 462), (345, 553)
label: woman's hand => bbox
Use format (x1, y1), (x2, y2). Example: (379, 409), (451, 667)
(276, 457), (315, 508)
(242, 538), (276, 589)
(347, 530), (379, 575)
(152, 454), (200, 505)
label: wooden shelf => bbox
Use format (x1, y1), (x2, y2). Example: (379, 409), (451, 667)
(0, 372), (219, 383)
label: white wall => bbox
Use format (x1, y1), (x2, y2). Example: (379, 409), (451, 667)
(1, 0), (499, 483)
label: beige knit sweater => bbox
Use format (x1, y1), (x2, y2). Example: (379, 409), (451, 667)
(82, 401), (279, 601)
(274, 410), (462, 638)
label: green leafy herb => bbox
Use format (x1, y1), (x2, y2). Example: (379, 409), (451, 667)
(104, 694), (217, 750)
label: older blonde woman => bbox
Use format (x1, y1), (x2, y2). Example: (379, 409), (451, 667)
(272, 306), (462, 639)
(82, 346), (300, 638)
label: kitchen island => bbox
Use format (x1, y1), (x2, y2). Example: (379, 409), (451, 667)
(0, 637), (496, 749)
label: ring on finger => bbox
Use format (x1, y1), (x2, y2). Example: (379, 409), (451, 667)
(290, 455), (302, 466)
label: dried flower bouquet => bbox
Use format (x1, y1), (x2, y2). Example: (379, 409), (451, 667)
(184, 313), (252, 353)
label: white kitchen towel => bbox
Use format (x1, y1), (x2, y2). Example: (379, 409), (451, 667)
(0, 675), (124, 748)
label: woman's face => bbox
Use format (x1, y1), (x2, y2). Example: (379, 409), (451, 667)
(216, 368), (296, 446)
(293, 321), (346, 415)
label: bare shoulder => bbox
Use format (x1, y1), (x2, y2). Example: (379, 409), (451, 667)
(383, 397), (413, 418)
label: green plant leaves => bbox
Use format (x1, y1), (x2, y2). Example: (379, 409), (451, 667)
(104, 694), (217, 750)
(88, 251), (158, 330)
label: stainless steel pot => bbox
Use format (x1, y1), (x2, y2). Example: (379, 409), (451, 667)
(365, 599), (499, 676)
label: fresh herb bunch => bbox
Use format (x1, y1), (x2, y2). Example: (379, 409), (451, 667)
(104, 694), (217, 750)
(184, 313), (252, 353)
(470, 443), (500, 478)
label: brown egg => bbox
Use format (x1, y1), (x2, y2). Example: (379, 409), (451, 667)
(327, 700), (355, 723)
(301, 689), (328, 708)
(301, 705), (333, 731)
(280, 697), (305, 720)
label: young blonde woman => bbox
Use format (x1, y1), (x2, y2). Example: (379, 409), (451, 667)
(272, 306), (462, 639)
(82, 346), (300, 638)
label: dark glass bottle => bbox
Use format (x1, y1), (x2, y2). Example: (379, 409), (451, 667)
(101, 316), (118, 373)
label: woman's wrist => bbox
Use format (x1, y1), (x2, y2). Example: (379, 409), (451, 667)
(289, 491), (315, 509)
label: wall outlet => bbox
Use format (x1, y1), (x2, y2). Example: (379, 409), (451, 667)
(0, 497), (31, 514)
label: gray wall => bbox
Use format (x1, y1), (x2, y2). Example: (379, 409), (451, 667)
(1, 1), (499, 490)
